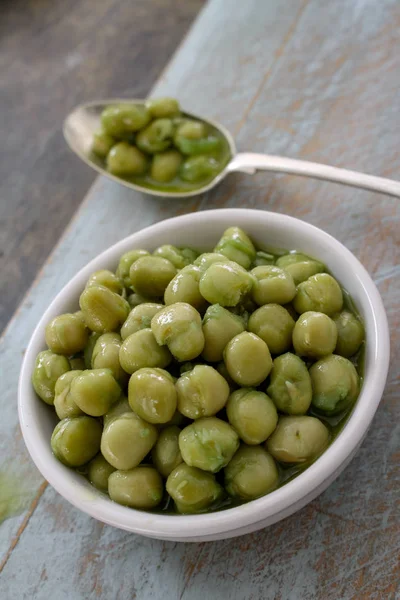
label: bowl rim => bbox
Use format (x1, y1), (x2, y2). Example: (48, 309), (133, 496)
(18, 208), (390, 538)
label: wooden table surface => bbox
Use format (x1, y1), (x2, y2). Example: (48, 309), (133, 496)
(1, 0), (399, 598)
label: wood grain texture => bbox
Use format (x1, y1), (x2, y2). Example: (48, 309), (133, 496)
(1, 0), (399, 597)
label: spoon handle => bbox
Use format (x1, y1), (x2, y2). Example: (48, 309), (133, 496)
(228, 153), (400, 197)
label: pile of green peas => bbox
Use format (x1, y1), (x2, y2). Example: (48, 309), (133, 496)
(91, 98), (231, 192)
(32, 226), (365, 514)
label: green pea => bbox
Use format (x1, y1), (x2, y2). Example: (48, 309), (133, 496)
(293, 273), (343, 316)
(54, 370), (84, 419)
(101, 104), (151, 137)
(199, 261), (254, 307)
(248, 304), (295, 355)
(310, 354), (359, 414)
(109, 467), (163, 509)
(136, 118), (174, 153)
(293, 311), (337, 359)
(103, 395), (132, 428)
(267, 353), (312, 415)
(179, 417), (239, 473)
(252, 251), (276, 267)
(84, 332), (101, 368)
(251, 265), (296, 306)
(119, 328), (172, 374)
(151, 425), (183, 478)
(127, 292), (154, 308)
(92, 333), (128, 385)
(32, 350), (70, 405)
(128, 367), (177, 424)
(226, 389), (278, 445)
(107, 142), (148, 176)
(79, 284), (130, 333)
(88, 454), (116, 491)
(164, 265), (207, 312)
(146, 97), (180, 119)
(151, 303), (205, 362)
(202, 304), (245, 362)
(101, 412), (158, 470)
(224, 445), (279, 500)
(175, 120), (206, 140)
(166, 464), (223, 514)
(121, 303), (164, 340)
(69, 368), (120, 416)
(69, 356), (86, 370)
(194, 252), (231, 271)
(86, 269), (123, 295)
(91, 130), (116, 158)
(51, 416), (102, 467)
(214, 226), (256, 269)
(267, 416), (329, 463)
(174, 135), (221, 155)
(176, 365), (229, 419)
(130, 256), (177, 298)
(180, 155), (219, 183)
(45, 313), (89, 356)
(224, 332), (272, 387)
(276, 253), (325, 285)
(333, 311), (365, 358)
(153, 245), (198, 270)
(151, 150), (183, 183)
(115, 248), (150, 289)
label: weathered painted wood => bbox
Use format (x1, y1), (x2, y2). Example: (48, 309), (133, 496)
(1, 0), (399, 597)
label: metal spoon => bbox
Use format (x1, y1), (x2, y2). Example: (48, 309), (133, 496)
(63, 99), (400, 198)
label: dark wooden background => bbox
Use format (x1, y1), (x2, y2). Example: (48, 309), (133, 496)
(0, 0), (203, 333)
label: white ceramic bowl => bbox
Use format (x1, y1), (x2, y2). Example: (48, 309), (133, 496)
(19, 209), (390, 542)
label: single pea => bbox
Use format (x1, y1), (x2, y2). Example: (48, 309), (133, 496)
(101, 104), (151, 137)
(175, 120), (206, 140)
(202, 304), (245, 362)
(251, 265), (296, 306)
(88, 454), (116, 491)
(91, 332), (128, 385)
(199, 261), (254, 307)
(106, 142), (148, 177)
(293, 311), (337, 359)
(136, 118), (174, 153)
(101, 412), (158, 470)
(166, 463), (223, 514)
(224, 445), (279, 500)
(121, 303), (164, 340)
(174, 135), (221, 156)
(86, 269), (123, 295)
(180, 155), (219, 182)
(151, 425), (183, 477)
(151, 150), (183, 183)
(54, 370), (84, 419)
(119, 328), (172, 374)
(310, 354), (359, 414)
(146, 97), (180, 118)
(267, 353), (312, 415)
(226, 389), (278, 445)
(129, 256), (177, 299)
(91, 130), (116, 158)
(151, 302), (205, 361)
(267, 416), (329, 463)
(248, 304), (295, 355)
(179, 417), (239, 473)
(84, 332), (101, 368)
(276, 253), (325, 285)
(115, 248), (150, 289)
(127, 292), (154, 308)
(214, 226), (256, 269)
(153, 244), (198, 270)
(45, 313), (89, 356)
(333, 311), (365, 358)
(224, 332), (272, 387)
(109, 467), (163, 509)
(69, 368), (120, 417)
(69, 356), (86, 370)
(79, 284), (130, 333)
(103, 395), (132, 427)
(128, 367), (177, 424)
(293, 273), (343, 316)
(194, 252), (231, 271)
(176, 365), (229, 419)
(252, 250), (276, 267)
(32, 350), (70, 405)
(164, 265), (207, 312)
(51, 416), (102, 467)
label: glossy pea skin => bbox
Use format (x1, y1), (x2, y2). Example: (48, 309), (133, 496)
(32, 350), (70, 405)
(151, 150), (183, 182)
(70, 368), (121, 416)
(180, 155), (219, 183)
(119, 328), (172, 374)
(175, 120), (206, 140)
(214, 226), (256, 269)
(136, 118), (174, 153)
(251, 265), (296, 306)
(267, 353), (312, 415)
(86, 269), (123, 295)
(146, 97), (180, 119)
(153, 245), (198, 270)
(199, 261), (254, 307)
(129, 256), (177, 298)
(292, 311), (337, 359)
(106, 142), (148, 176)
(267, 416), (329, 464)
(333, 311), (365, 358)
(51, 416), (102, 467)
(88, 454), (116, 491)
(193, 252), (231, 271)
(128, 367), (177, 424)
(174, 135), (221, 156)
(92, 130), (116, 158)
(293, 273), (343, 316)
(103, 395), (132, 428)
(176, 365), (230, 419)
(91, 333), (127, 385)
(84, 332), (101, 368)
(151, 303), (205, 362)
(101, 412), (158, 470)
(121, 303), (163, 340)
(179, 417), (239, 473)
(224, 445), (279, 500)
(109, 467), (163, 509)
(248, 304), (295, 355)
(224, 332), (272, 387)
(164, 265), (207, 312)
(310, 354), (359, 414)
(79, 284), (130, 333)
(115, 248), (150, 289)
(101, 104), (151, 137)
(54, 370), (84, 419)
(226, 389), (278, 445)
(45, 313), (89, 356)
(202, 304), (245, 362)
(151, 425), (183, 477)
(166, 463), (223, 514)
(276, 253), (325, 285)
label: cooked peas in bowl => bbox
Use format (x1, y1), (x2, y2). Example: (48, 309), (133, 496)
(31, 226), (365, 515)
